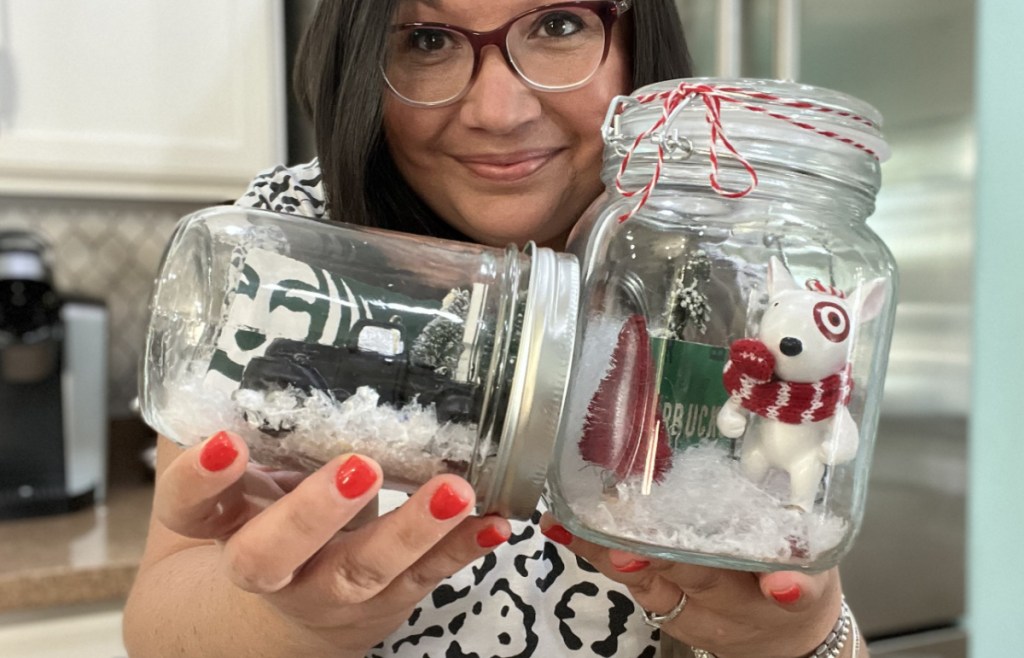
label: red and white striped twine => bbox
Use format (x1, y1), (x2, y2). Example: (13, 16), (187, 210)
(613, 82), (881, 223)
(806, 279), (847, 299)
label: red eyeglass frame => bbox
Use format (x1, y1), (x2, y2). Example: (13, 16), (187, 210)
(383, 0), (633, 107)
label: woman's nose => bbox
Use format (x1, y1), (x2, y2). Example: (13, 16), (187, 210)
(458, 46), (542, 134)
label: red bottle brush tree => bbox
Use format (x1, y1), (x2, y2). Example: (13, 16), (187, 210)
(579, 314), (673, 485)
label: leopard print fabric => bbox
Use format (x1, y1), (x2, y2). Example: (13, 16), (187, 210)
(235, 160), (663, 657)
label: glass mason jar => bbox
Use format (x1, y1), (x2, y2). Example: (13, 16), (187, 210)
(140, 206), (578, 519)
(548, 78), (898, 571)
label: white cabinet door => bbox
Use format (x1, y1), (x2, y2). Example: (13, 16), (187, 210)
(0, 0), (285, 202)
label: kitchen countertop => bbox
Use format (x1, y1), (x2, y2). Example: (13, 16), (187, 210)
(0, 484), (153, 612)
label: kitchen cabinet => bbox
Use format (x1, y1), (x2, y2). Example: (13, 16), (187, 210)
(0, 0), (285, 202)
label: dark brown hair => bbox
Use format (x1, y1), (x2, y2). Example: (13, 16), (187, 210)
(294, 0), (692, 240)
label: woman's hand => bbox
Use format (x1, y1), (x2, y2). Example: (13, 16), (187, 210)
(539, 513), (846, 658)
(152, 430), (511, 656)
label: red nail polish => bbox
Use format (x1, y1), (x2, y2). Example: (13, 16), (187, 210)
(541, 524), (573, 546)
(614, 559), (650, 573)
(771, 584), (802, 604)
(199, 431), (238, 472)
(429, 483), (469, 520)
(335, 455), (377, 499)
(476, 525), (510, 548)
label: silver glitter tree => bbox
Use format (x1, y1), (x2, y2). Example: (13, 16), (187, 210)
(410, 288), (471, 375)
(667, 250), (711, 340)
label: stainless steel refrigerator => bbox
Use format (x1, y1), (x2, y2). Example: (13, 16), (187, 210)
(676, 1), (973, 655)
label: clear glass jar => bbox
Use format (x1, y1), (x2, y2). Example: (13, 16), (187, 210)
(141, 206), (578, 519)
(548, 78), (898, 571)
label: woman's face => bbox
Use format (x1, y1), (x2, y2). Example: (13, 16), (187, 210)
(382, 0), (632, 249)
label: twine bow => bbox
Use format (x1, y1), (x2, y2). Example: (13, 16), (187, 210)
(613, 82), (881, 222)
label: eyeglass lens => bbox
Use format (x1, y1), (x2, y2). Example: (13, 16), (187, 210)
(384, 6), (608, 105)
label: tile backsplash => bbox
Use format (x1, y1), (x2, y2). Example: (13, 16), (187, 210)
(1, 196), (209, 418)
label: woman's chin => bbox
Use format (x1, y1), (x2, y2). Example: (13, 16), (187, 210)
(457, 218), (566, 250)
(456, 200), (580, 250)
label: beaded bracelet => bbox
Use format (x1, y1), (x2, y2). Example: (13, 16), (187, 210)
(691, 598), (854, 658)
(850, 609), (862, 657)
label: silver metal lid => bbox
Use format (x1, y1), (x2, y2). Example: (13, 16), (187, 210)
(480, 245), (579, 519)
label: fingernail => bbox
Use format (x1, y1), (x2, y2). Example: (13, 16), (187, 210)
(335, 455), (377, 499)
(476, 524), (510, 548)
(770, 584), (802, 604)
(613, 559), (651, 573)
(199, 431), (238, 472)
(541, 524), (573, 546)
(429, 483), (469, 520)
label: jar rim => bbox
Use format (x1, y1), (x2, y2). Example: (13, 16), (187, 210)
(478, 245), (580, 519)
(611, 78), (888, 160)
(603, 78), (888, 211)
(630, 78), (884, 125)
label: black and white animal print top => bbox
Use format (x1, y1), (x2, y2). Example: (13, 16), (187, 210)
(237, 160), (662, 657)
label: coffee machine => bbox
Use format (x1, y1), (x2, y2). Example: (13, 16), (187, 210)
(0, 230), (108, 519)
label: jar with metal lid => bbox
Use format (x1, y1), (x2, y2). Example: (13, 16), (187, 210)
(140, 206), (578, 519)
(548, 78), (898, 571)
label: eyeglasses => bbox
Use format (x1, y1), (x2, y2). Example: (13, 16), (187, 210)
(382, 1), (632, 108)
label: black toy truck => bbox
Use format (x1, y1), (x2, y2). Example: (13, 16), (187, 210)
(236, 319), (481, 435)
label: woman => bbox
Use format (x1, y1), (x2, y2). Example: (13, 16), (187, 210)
(123, 1), (864, 656)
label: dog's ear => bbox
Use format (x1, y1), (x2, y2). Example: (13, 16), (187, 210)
(853, 278), (887, 324)
(767, 256), (799, 296)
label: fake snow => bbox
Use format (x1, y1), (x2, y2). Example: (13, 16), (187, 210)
(158, 362), (479, 490)
(569, 441), (849, 566)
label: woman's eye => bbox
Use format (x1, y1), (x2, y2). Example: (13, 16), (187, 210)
(534, 12), (584, 38)
(409, 28), (452, 52)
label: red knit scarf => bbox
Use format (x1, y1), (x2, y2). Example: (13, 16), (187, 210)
(722, 338), (852, 424)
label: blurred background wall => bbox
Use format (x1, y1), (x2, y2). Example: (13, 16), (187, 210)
(969, 0), (1024, 655)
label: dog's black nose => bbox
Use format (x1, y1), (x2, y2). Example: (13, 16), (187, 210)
(779, 337), (802, 357)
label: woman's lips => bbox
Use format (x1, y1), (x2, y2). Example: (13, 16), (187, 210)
(457, 149), (562, 182)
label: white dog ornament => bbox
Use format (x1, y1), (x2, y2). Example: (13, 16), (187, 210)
(716, 257), (886, 511)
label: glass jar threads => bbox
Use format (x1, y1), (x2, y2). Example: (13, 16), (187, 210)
(140, 206), (578, 519)
(549, 78), (898, 571)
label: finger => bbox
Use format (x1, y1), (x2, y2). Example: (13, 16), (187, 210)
(758, 568), (840, 612)
(155, 431), (257, 539)
(606, 548), (656, 573)
(239, 467), (295, 500)
(537, 514), (632, 575)
(221, 453), (383, 593)
(756, 570), (845, 657)
(288, 475), (477, 608)
(537, 515), (688, 615)
(262, 469), (311, 494)
(537, 514), (671, 581)
(375, 514), (513, 609)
